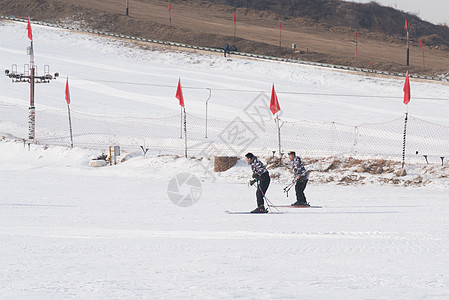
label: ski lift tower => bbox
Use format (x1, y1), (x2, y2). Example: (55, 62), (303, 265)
(4, 25), (59, 141)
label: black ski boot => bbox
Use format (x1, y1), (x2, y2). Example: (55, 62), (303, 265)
(251, 206), (268, 213)
(291, 201), (310, 206)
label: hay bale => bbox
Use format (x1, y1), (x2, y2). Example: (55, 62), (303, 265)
(214, 156), (238, 172)
(395, 168), (407, 177)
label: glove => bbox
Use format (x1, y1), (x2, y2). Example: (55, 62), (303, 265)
(249, 179), (257, 186)
(252, 173), (260, 180)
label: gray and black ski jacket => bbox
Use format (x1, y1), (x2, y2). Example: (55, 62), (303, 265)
(249, 156), (268, 179)
(293, 156), (308, 181)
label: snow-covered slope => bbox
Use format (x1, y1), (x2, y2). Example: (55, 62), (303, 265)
(1, 136), (449, 299)
(1, 20), (449, 299)
(2, 21), (449, 124)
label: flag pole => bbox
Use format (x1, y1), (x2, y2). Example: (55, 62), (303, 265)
(67, 104), (73, 148)
(402, 108), (408, 168)
(279, 27), (281, 49)
(126, 0), (129, 16)
(168, 1), (172, 27)
(183, 108), (187, 158)
(28, 17), (36, 141)
(175, 78), (185, 141)
(419, 39), (425, 69)
(401, 71), (411, 168)
(29, 40), (36, 141)
(233, 12), (236, 44)
(65, 77), (73, 148)
(277, 116), (282, 163)
(405, 19), (410, 66)
(355, 28), (358, 62)
(270, 84), (282, 162)
(402, 107), (408, 169)
(407, 31), (410, 66)
(422, 46), (425, 69)
(234, 24), (236, 44)
(279, 19), (282, 50)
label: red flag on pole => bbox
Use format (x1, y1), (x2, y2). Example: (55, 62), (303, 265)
(279, 19), (281, 30)
(419, 39), (423, 50)
(65, 77), (71, 105)
(168, 1), (171, 12)
(270, 84), (281, 115)
(404, 18), (408, 30)
(354, 28), (357, 40)
(175, 78), (185, 108)
(403, 71), (411, 105)
(27, 17), (33, 41)
(233, 13), (236, 24)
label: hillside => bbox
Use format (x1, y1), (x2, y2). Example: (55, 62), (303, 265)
(207, 0), (449, 39)
(1, 0), (449, 75)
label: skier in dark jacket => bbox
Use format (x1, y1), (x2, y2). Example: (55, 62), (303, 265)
(245, 153), (270, 213)
(224, 44), (230, 57)
(288, 151), (309, 206)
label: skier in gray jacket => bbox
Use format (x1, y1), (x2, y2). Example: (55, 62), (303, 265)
(245, 153), (270, 213)
(288, 151), (309, 206)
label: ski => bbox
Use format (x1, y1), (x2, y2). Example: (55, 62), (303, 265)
(269, 205), (322, 208)
(225, 210), (284, 214)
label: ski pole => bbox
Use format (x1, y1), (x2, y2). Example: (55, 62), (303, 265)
(283, 179), (297, 197)
(255, 183), (279, 212)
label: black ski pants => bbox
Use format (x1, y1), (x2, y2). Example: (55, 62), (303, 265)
(295, 179), (308, 203)
(256, 172), (270, 207)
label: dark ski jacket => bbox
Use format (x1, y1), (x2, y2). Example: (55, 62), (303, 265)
(249, 156), (268, 179)
(292, 156), (308, 181)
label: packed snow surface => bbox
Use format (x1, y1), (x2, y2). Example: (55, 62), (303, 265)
(1, 20), (449, 299)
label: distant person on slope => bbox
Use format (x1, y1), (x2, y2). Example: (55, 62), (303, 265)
(288, 151), (309, 206)
(245, 153), (270, 213)
(224, 44), (230, 57)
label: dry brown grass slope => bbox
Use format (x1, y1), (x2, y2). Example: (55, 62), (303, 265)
(1, 0), (449, 75)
